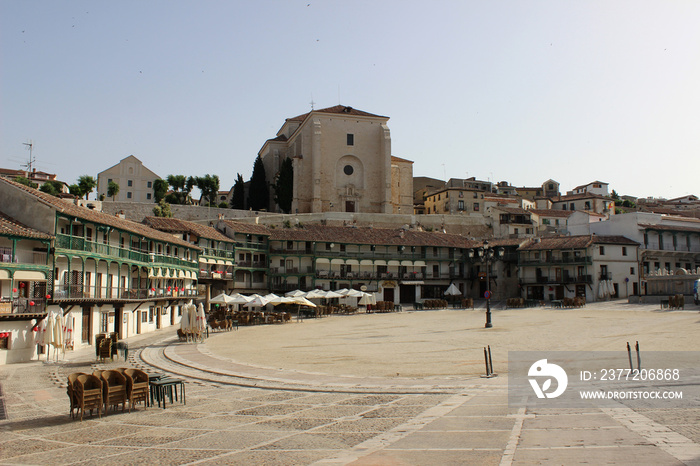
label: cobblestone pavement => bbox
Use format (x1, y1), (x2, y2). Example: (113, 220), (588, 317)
(1, 309), (700, 465)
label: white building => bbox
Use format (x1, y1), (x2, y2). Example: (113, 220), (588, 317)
(97, 155), (160, 203)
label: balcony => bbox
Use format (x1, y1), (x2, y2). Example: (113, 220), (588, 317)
(519, 255), (592, 266)
(236, 261), (267, 269)
(55, 234), (197, 268)
(200, 247), (235, 259)
(0, 248), (48, 265)
(51, 285), (200, 301)
(0, 297), (48, 316)
(523, 275), (592, 285)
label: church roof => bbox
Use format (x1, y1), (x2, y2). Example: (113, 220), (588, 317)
(287, 105), (388, 122)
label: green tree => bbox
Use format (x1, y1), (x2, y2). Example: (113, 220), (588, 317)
(153, 179), (168, 203)
(194, 174), (220, 207)
(152, 199), (173, 217)
(231, 173), (245, 210)
(14, 176), (37, 189)
(39, 180), (64, 196)
(77, 175), (96, 200)
(164, 175), (195, 204)
(273, 157), (293, 213)
(248, 156), (268, 211)
(68, 184), (81, 197)
(107, 181), (120, 201)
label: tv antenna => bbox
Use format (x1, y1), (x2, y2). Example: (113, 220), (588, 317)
(22, 141), (35, 172)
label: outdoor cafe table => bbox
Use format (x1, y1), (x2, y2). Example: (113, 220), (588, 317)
(150, 377), (186, 409)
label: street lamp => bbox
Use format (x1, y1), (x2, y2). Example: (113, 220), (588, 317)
(470, 240), (504, 328)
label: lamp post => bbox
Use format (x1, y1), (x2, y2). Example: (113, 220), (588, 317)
(470, 240), (504, 328)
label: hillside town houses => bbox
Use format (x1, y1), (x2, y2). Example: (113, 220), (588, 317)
(1, 105), (699, 364)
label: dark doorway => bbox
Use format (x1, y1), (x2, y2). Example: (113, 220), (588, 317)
(115, 307), (123, 339)
(383, 287), (395, 303)
(399, 284), (415, 304)
(345, 201), (355, 212)
(81, 306), (91, 344)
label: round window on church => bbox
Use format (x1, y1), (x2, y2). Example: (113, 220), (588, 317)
(344, 165), (354, 175)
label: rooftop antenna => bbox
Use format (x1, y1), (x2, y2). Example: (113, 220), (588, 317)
(22, 140), (35, 172)
(310, 93), (315, 110)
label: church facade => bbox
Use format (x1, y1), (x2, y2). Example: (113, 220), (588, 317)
(259, 105), (413, 214)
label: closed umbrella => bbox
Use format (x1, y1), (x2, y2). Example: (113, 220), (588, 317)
(196, 303), (207, 338)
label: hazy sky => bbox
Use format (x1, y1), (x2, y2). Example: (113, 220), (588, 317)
(2, 1), (699, 200)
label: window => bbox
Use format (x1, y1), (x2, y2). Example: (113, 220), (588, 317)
(569, 203), (575, 210)
(127, 192), (132, 199)
(108, 178), (112, 184)
(146, 193), (151, 200)
(599, 246), (605, 255)
(473, 203), (479, 212)
(630, 267), (635, 275)
(458, 200), (464, 211)
(347, 133), (354, 145)
(622, 247), (627, 256)
(514, 228), (519, 234)
(343, 165), (354, 175)
(127, 180), (133, 187)
(147, 181), (152, 188)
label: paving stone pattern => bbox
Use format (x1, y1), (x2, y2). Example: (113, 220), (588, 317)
(1, 323), (699, 465)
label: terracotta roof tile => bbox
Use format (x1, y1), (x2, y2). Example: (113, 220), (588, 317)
(529, 209), (574, 218)
(287, 105), (388, 122)
(268, 225), (484, 248)
(219, 220), (272, 236)
(519, 234), (638, 250)
(0, 177), (196, 249)
(143, 217), (234, 243)
(0, 212), (53, 240)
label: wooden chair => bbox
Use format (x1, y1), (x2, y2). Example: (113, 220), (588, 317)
(100, 370), (128, 414)
(75, 374), (102, 421)
(99, 338), (113, 362)
(67, 372), (88, 419)
(124, 368), (150, 412)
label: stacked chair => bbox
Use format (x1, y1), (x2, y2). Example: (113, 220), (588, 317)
(73, 374), (103, 421)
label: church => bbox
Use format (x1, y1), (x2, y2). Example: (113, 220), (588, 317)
(258, 105), (413, 214)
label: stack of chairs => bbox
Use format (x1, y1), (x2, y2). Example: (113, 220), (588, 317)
(101, 370), (128, 414)
(124, 368), (150, 412)
(73, 374), (103, 421)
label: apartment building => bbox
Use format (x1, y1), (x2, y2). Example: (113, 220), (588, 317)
(0, 177), (201, 363)
(518, 235), (639, 302)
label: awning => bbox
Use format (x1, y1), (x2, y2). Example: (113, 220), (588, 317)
(346, 259), (360, 265)
(0, 270), (10, 279)
(388, 260), (401, 266)
(13, 270), (46, 280)
(401, 260), (413, 266)
(414, 261), (426, 267)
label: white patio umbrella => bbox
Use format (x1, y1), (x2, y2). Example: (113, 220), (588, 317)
(323, 290), (343, 299)
(63, 311), (74, 349)
(444, 283), (461, 296)
(334, 288), (350, 296)
(244, 295), (270, 308)
(285, 289), (306, 297)
(304, 289), (326, 299)
(345, 289), (365, 298)
(269, 295), (295, 305)
(358, 293), (373, 306)
(228, 294), (254, 304)
(196, 303), (207, 336)
(290, 296), (317, 321)
(180, 301), (192, 331)
(210, 293), (236, 305)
